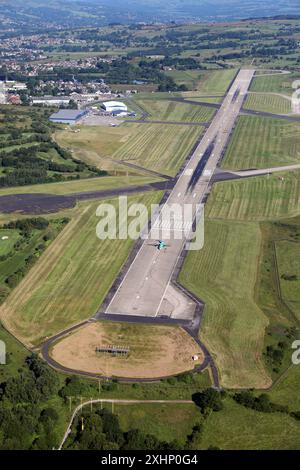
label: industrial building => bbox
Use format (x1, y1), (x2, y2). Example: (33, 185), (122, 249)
(102, 101), (128, 114)
(49, 109), (88, 124)
(32, 96), (71, 107)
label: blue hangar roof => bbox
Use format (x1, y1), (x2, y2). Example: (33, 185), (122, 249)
(49, 109), (88, 122)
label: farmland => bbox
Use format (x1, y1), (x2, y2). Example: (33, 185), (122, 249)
(0, 192), (162, 347)
(244, 93), (291, 114)
(136, 99), (215, 122)
(221, 116), (300, 170)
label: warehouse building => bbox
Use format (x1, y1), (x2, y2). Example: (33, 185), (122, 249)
(49, 109), (88, 124)
(32, 96), (71, 107)
(102, 101), (128, 113)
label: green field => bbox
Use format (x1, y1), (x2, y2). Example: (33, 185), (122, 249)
(199, 396), (300, 450)
(116, 403), (202, 444)
(112, 123), (203, 176)
(113, 365), (300, 449)
(56, 122), (203, 177)
(276, 240), (300, 320)
(269, 365), (300, 412)
(221, 116), (300, 170)
(0, 229), (21, 256)
(206, 171), (300, 221)
(180, 219), (270, 389)
(165, 68), (237, 95)
(244, 93), (291, 114)
(180, 164), (300, 389)
(55, 125), (135, 172)
(250, 73), (299, 95)
(164, 69), (206, 91)
(0, 193), (162, 347)
(0, 219), (68, 307)
(136, 99), (215, 122)
(0, 323), (29, 382)
(0, 175), (161, 197)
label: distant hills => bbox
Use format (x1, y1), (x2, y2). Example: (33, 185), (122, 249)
(1, 0), (300, 30)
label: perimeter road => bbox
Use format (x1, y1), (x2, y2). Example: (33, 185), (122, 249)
(59, 398), (194, 450)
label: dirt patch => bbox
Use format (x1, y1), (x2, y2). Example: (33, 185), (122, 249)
(51, 321), (203, 378)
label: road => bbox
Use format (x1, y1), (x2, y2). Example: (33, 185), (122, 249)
(59, 398), (195, 450)
(104, 69), (255, 319)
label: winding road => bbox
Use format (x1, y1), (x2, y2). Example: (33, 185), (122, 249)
(59, 398), (195, 450)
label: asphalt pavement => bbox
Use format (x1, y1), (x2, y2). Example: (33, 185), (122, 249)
(104, 69), (255, 319)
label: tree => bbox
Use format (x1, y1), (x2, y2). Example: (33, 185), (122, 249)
(192, 388), (224, 413)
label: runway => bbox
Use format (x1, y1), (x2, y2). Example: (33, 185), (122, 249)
(104, 69), (255, 319)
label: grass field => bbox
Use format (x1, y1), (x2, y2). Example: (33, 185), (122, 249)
(269, 365), (300, 411)
(0, 192), (162, 347)
(221, 115), (300, 170)
(116, 403), (202, 444)
(0, 322), (29, 382)
(113, 370), (300, 449)
(51, 321), (203, 378)
(165, 69), (205, 91)
(136, 99), (215, 122)
(244, 93), (291, 114)
(56, 122), (203, 177)
(0, 230), (42, 286)
(112, 123), (202, 176)
(250, 73), (299, 95)
(165, 68), (237, 95)
(55, 125), (135, 172)
(0, 175), (161, 197)
(206, 171), (300, 221)
(179, 219), (270, 389)
(276, 240), (300, 320)
(0, 219), (67, 307)
(199, 396), (300, 450)
(0, 229), (20, 256)
(180, 162), (300, 389)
